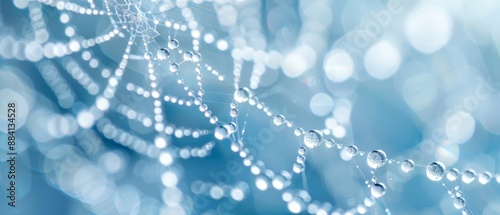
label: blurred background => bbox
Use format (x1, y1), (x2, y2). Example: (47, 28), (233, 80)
(0, 0), (500, 214)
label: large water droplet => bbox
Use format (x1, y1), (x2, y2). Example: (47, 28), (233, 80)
(367, 150), (387, 169)
(401, 159), (415, 173)
(234, 88), (250, 103)
(370, 183), (386, 198)
(303, 130), (323, 149)
(426, 161), (446, 181)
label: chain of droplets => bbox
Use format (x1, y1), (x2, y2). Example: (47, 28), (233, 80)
(5, 0), (499, 214)
(218, 86), (500, 214)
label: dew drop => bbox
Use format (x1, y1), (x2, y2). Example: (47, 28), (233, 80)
(183, 51), (193, 61)
(293, 163), (305, 174)
(224, 122), (237, 134)
(273, 115), (285, 126)
(367, 150), (387, 169)
(192, 52), (202, 62)
(478, 171), (492, 184)
(346, 145), (358, 157)
(364, 197), (375, 207)
(157, 48), (170, 60)
(234, 87), (251, 103)
(426, 161), (446, 181)
(370, 183), (386, 198)
(447, 168), (460, 181)
(169, 63), (179, 72)
(168, 39), (179, 49)
(303, 130), (323, 149)
(230, 108), (239, 117)
(294, 127), (304, 136)
(296, 155), (306, 164)
(214, 125), (229, 140)
(461, 169), (476, 184)
(325, 139), (335, 148)
(400, 159), (415, 173)
(454, 197), (466, 209)
(230, 102), (237, 109)
(298, 147), (307, 155)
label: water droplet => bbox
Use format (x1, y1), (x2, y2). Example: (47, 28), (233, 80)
(293, 163), (305, 173)
(364, 197), (375, 207)
(272, 175), (286, 190)
(230, 102), (237, 109)
(400, 159), (415, 173)
(255, 175), (268, 191)
(234, 87), (251, 103)
(303, 130), (323, 149)
(346, 145), (358, 157)
(224, 122), (237, 134)
(461, 169), (476, 184)
(157, 48), (170, 60)
(454, 197), (466, 209)
(183, 51), (193, 61)
(447, 168), (460, 181)
(192, 52), (202, 62)
(462, 208), (472, 215)
(294, 127), (304, 136)
(370, 183), (386, 198)
(298, 147), (307, 155)
(169, 63), (179, 72)
(273, 115), (285, 126)
(287, 198), (304, 213)
(214, 125), (229, 140)
(168, 39), (179, 49)
(296, 155), (306, 164)
(426, 161), (446, 181)
(230, 142), (241, 152)
(230, 108), (239, 117)
(325, 139), (335, 148)
(367, 150), (387, 169)
(478, 171), (492, 184)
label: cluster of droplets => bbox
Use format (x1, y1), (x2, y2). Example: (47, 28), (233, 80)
(5, 0), (500, 214)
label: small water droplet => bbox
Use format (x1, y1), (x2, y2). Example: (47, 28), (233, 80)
(400, 159), (415, 173)
(168, 39), (179, 49)
(234, 88), (251, 103)
(454, 197), (466, 209)
(169, 63), (179, 72)
(370, 183), (386, 198)
(157, 48), (170, 60)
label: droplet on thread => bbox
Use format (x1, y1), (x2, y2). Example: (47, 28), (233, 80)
(426, 161), (446, 181)
(400, 159), (415, 173)
(367, 150), (387, 169)
(303, 130), (323, 149)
